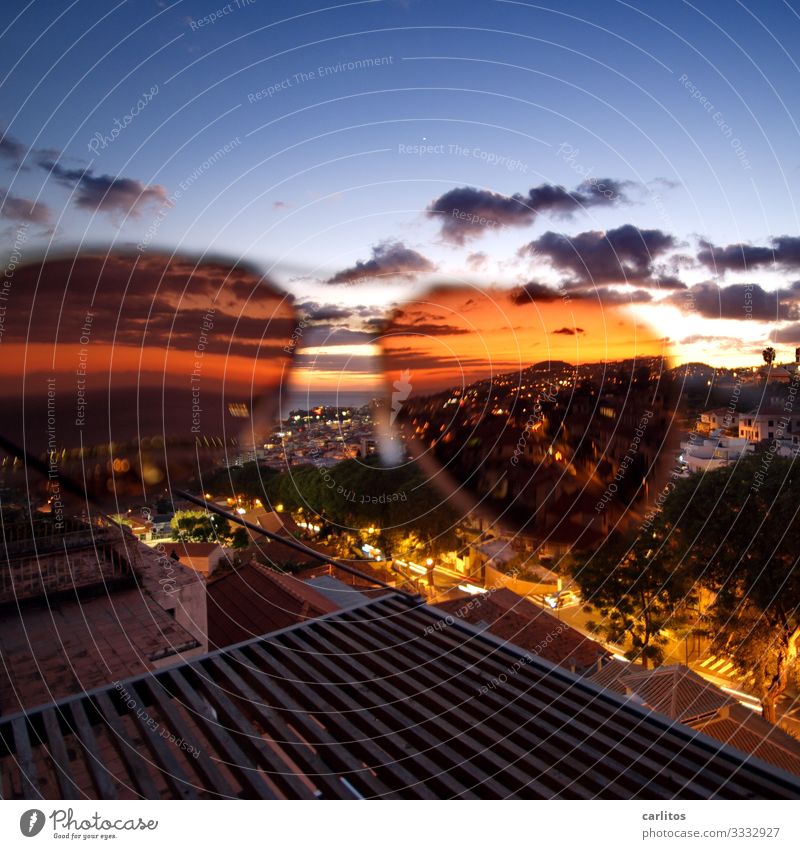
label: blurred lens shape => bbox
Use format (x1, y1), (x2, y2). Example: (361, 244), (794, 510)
(0, 250), (295, 507)
(380, 285), (681, 551)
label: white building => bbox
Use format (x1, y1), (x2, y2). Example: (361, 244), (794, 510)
(679, 435), (752, 473)
(738, 406), (800, 443)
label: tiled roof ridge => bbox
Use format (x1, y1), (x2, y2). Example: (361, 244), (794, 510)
(251, 562), (337, 612)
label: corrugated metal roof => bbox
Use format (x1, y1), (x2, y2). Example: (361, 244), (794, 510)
(2, 594), (799, 800)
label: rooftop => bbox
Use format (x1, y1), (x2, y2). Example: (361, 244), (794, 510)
(206, 561), (337, 649)
(3, 594), (799, 799)
(591, 661), (736, 722)
(436, 588), (609, 673)
(591, 661), (800, 777)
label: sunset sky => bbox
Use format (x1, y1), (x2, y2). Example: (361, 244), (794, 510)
(2, 0), (800, 402)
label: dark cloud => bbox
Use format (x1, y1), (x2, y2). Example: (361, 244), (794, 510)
(0, 188), (51, 223)
(427, 179), (633, 244)
(577, 287), (653, 304)
(510, 281), (562, 304)
(553, 327), (584, 335)
(296, 301), (353, 321)
(769, 323), (800, 344)
(3, 253), (293, 354)
(381, 346), (510, 374)
(670, 281), (800, 321)
(511, 281), (653, 305)
(41, 160), (168, 218)
(467, 251), (488, 270)
(697, 236), (800, 273)
(653, 274), (687, 290)
(386, 321), (470, 337)
(0, 132), (27, 168)
(297, 326), (377, 347)
(326, 241), (435, 284)
(523, 224), (676, 285)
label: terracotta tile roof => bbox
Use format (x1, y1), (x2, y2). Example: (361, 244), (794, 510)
(0, 589), (198, 714)
(239, 508), (299, 536)
(206, 562), (337, 649)
(171, 542), (224, 556)
(692, 705), (800, 777)
(435, 587), (609, 672)
(591, 661), (800, 778)
(591, 662), (736, 722)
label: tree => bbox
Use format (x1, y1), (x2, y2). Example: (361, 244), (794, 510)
(661, 455), (800, 723)
(762, 346), (777, 366)
(170, 510), (231, 543)
(574, 527), (694, 668)
(230, 526), (250, 548)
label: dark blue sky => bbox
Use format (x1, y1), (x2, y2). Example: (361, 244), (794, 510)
(3, 0), (800, 369)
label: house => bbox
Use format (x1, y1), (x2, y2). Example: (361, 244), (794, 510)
(0, 520), (204, 714)
(591, 661), (800, 776)
(738, 404), (800, 443)
(679, 435), (752, 473)
(436, 587), (609, 674)
(168, 541), (233, 576)
(698, 407), (738, 434)
(238, 507), (299, 537)
(148, 513), (174, 538)
(206, 561), (337, 648)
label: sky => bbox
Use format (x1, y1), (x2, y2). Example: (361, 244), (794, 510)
(2, 0), (800, 402)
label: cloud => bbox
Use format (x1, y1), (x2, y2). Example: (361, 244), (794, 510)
(3, 253), (294, 355)
(697, 236), (800, 273)
(523, 224), (676, 285)
(467, 251), (488, 270)
(387, 322), (470, 337)
(427, 178), (633, 244)
(386, 308), (471, 336)
(0, 188), (51, 223)
(296, 301), (353, 321)
(553, 327), (584, 335)
(510, 281), (563, 304)
(41, 160), (168, 218)
(769, 323), (800, 344)
(0, 132), (27, 168)
(669, 281), (800, 321)
(511, 280), (653, 305)
(679, 333), (745, 346)
(326, 240), (435, 284)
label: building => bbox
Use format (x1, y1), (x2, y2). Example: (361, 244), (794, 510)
(206, 561), (338, 648)
(591, 661), (800, 776)
(168, 541), (233, 577)
(436, 587), (609, 674)
(0, 518), (205, 714)
(238, 507), (299, 537)
(2, 592), (799, 798)
(738, 404), (800, 443)
(698, 407), (738, 434)
(679, 435), (752, 473)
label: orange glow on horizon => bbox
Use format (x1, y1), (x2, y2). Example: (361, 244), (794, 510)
(381, 287), (672, 392)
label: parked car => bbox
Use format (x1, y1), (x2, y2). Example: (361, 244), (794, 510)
(545, 589), (580, 609)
